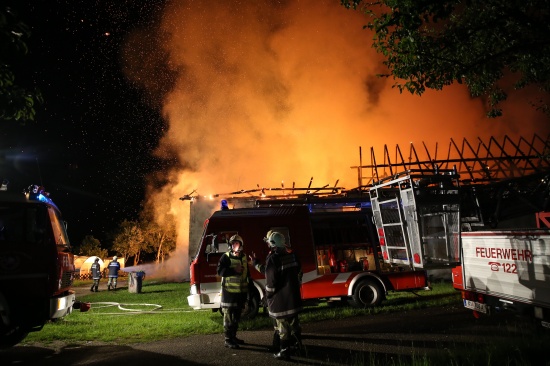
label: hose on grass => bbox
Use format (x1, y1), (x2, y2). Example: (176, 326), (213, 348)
(79, 301), (203, 315)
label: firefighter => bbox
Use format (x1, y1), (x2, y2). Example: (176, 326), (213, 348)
(264, 231), (303, 360)
(217, 234), (249, 349)
(90, 257), (101, 292)
(249, 229), (281, 352)
(107, 256), (120, 291)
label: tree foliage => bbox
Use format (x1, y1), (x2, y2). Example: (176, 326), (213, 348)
(111, 217), (177, 266)
(142, 220), (176, 264)
(112, 220), (147, 265)
(78, 235), (108, 258)
(341, 0), (550, 117)
(0, 6), (42, 122)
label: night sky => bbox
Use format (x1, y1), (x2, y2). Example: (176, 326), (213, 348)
(1, 1), (171, 245)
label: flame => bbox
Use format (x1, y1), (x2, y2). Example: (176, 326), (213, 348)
(121, 0), (549, 280)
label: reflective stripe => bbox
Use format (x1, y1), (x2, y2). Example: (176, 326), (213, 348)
(279, 254), (299, 271)
(222, 252), (248, 293)
(221, 301), (241, 308)
(269, 306), (303, 318)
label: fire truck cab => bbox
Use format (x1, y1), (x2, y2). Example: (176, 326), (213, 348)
(0, 182), (76, 348)
(187, 201), (429, 318)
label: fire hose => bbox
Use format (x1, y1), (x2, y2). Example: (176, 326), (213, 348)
(77, 301), (199, 315)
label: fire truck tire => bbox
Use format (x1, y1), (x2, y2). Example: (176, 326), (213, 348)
(0, 326), (28, 349)
(351, 279), (383, 307)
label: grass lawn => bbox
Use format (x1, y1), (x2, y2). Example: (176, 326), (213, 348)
(23, 280), (461, 345)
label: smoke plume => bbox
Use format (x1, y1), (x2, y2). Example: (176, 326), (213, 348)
(122, 0), (549, 280)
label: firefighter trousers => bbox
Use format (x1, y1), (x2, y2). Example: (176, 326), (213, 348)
(222, 307), (242, 340)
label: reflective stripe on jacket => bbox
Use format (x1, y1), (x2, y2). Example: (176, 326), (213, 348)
(265, 249), (303, 319)
(108, 260), (120, 277)
(221, 252), (248, 293)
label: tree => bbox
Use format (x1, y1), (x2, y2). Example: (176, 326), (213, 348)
(341, 0), (550, 117)
(78, 235), (108, 258)
(111, 220), (147, 265)
(142, 220), (176, 264)
(0, 6), (42, 122)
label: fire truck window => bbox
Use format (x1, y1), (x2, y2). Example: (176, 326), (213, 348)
(0, 206), (27, 243)
(205, 232), (235, 254)
(27, 206), (49, 245)
(47, 206), (70, 247)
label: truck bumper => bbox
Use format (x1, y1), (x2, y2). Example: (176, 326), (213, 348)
(187, 293), (221, 310)
(50, 291), (76, 319)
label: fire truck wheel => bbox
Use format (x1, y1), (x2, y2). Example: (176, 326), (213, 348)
(351, 279), (383, 307)
(0, 326), (29, 349)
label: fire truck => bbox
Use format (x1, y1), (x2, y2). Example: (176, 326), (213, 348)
(186, 186), (430, 318)
(362, 134), (550, 328)
(0, 181), (76, 347)
(186, 134), (550, 323)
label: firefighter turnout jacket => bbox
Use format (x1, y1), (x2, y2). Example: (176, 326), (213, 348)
(91, 261), (101, 280)
(217, 251), (249, 308)
(265, 248), (303, 319)
(108, 260), (120, 278)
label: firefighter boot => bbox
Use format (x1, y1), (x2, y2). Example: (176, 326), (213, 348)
(273, 340), (291, 360)
(90, 285), (94, 292)
(233, 335), (245, 345)
(224, 330), (239, 349)
(291, 331), (303, 356)
(268, 331), (281, 352)
(94, 285), (99, 292)
(224, 337), (240, 349)
(107, 284), (111, 291)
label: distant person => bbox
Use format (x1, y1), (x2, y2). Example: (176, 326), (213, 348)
(90, 257), (101, 292)
(107, 256), (121, 290)
(263, 231), (303, 360)
(220, 199), (229, 210)
(217, 234), (249, 349)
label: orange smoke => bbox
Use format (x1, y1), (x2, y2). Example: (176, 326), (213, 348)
(122, 0), (549, 280)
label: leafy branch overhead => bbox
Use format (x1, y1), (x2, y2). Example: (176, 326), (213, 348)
(0, 7), (42, 122)
(341, 0), (550, 117)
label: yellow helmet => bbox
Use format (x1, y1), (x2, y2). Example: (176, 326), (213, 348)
(230, 234), (244, 251)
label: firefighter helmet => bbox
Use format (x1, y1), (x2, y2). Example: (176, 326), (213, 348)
(113, 256), (118, 261)
(268, 231), (286, 248)
(230, 234), (244, 251)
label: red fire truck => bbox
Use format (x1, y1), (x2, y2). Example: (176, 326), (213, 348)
(187, 194), (430, 318)
(0, 182), (76, 347)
